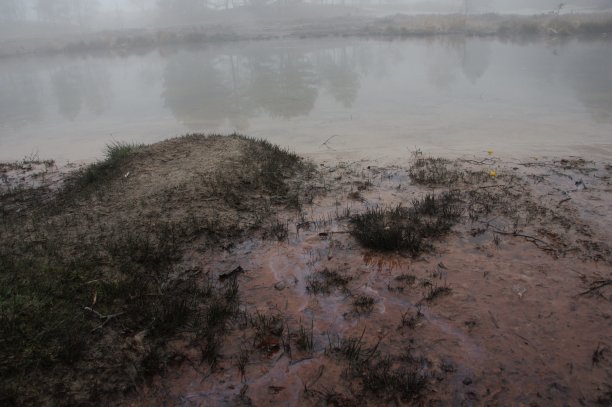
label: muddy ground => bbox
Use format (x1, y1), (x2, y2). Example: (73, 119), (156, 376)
(1, 136), (611, 406)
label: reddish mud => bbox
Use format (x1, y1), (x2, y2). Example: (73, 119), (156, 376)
(127, 155), (611, 406)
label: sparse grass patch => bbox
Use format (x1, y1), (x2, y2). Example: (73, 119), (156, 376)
(396, 273), (416, 285)
(326, 332), (427, 403)
(352, 294), (375, 315)
(409, 157), (461, 186)
(266, 219), (289, 241)
(306, 389), (361, 407)
(306, 268), (352, 295)
(326, 331), (379, 364)
(424, 284), (452, 302)
(249, 310), (285, 338)
(357, 355), (427, 402)
(295, 319), (315, 352)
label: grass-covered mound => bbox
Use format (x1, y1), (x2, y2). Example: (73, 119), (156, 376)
(0, 134), (313, 406)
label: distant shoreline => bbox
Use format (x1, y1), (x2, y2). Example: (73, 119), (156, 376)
(1, 11), (610, 59)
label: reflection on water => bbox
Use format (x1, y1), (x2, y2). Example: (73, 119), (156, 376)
(52, 62), (111, 121)
(0, 38), (611, 161)
(162, 44), (367, 130)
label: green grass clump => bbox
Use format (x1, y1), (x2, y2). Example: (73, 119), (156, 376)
(350, 191), (462, 255)
(73, 141), (144, 189)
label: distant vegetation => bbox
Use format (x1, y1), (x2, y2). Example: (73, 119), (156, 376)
(1, 8), (611, 58)
(368, 12), (612, 37)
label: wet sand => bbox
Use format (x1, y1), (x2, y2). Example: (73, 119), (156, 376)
(124, 153), (612, 406)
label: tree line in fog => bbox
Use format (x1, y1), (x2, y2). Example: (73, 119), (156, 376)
(2, 1), (612, 25)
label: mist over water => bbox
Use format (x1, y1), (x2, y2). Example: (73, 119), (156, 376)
(1, 37), (611, 161)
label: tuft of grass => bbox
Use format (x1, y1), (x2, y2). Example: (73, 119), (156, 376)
(350, 191), (462, 255)
(409, 157), (460, 186)
(249, 310), (285, 338)
(326, 330), (379, 365)
(395, 273), (416, 285)
(306, 268), (352, 295)
(399, 305), (423, 330)
(72, 141), (144, 189)
(295, 319), (315, 353)
(424, 284), (452, 302)
(352, 294), (375, 315)
(236, 347), (250, 380)
(327, 332), (426, 403)
(357, 356), (426, 402)
(266, 219), (289, 241)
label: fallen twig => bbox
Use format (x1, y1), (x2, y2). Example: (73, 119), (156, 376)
(557, 197), (571, 206)
(580, 279), (612, 296)
(321, 135), (338, 148)
(488, 310), (499, 329)
(84, 307), (125, 331)
(479, 221), (555, 252)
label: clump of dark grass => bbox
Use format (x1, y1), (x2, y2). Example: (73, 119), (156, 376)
(409, 157), (461, 186)
(399, 305), (423, 330)
(306, 268), (352, 295)
(350, 191), (462, 255)
(326, 330), (379, 364)
(424, 284), (452, 302)
(357, 355), (426, 402)
(396, 273), (416, 285)
(388, 273), (417, 293)
(266, 219), (289, 241)
(348, 190), (363, 201)
(236, 347), (250, 380)
(249, 310), (285, 338)
(352, 294), (375, 315)
(326, 331), (427, 403)
(295, 319), (315, 352)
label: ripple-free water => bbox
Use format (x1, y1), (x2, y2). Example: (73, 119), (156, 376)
(1, 37), (611, 161)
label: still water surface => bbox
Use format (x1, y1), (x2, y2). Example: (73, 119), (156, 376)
(1, 37), (611, 161)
